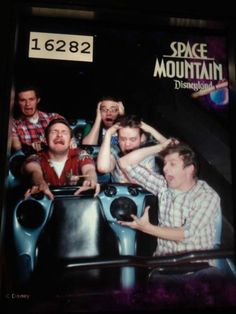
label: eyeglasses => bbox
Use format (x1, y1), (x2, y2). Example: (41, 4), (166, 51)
(100, 108), (119, 113)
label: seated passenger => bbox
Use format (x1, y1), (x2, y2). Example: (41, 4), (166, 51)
(82, 96), (125, 145)
(11, 84), (64, 153)
(22, 118), (100, 200)
(97, 114), (167, 183)
(118, 140), (221, 265)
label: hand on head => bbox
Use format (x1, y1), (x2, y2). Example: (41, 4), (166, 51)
(96, 101), (103, 119)
(118, 101), (125, 115)
(168, 137), (180, 146)
(106, 122), (121, 136)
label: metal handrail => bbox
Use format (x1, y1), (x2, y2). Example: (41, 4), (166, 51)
(56, 248), (235, 270)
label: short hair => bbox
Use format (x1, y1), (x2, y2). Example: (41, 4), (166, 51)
(45, 118), (73, 140)
(115, 114), (143, 136)
(16, 85), (41, 99)
(115, 114), (142, 128)
(159, 141), (200, 178)
(99, 95), (122, 103)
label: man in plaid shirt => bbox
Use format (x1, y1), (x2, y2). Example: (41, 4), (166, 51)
(11, 85), (63, 153)
(118, 139), (221, 258)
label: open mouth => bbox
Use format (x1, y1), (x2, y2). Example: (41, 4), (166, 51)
(105, 118), (113, 122)
(54, 140), (65, 145)
(166, 175), (174, 182)
(24, 108), (33, 113)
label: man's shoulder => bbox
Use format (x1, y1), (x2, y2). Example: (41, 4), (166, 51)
(12, 117), (25, 126)
(196, 180), (220, 199)
(27, 150), (48, 161)
(38, 111), (63, 119)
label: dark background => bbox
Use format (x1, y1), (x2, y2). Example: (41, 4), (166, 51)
(0, 0), (236, 311)
(11, 5), (234, 219)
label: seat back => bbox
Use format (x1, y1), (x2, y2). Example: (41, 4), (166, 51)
(69, 118), (90, 145)
(35, 195), (119, 291)
(47, 197), (118, 259)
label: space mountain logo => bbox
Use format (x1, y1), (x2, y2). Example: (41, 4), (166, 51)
(153, 41), (223, 91)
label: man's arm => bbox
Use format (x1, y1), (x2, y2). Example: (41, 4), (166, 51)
(11, 121), (22, 151)
(23, 161), (54, 199)
(82, 102), (102, 145)
(81, 163), (97, 185)
(118, 206), (184, 241)
(141, 121), (167, 143)
(74, 163), (100, 196)
(119, 139), (172, 170)
(97, 125), (117, 173)
(11, 136), (22, 151)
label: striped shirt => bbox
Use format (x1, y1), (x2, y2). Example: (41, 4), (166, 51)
(125, 164), (221, 258)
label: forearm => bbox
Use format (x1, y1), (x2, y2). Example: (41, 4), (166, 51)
(119, 143), (166, 169)
(138, 222), (184, 241)
(82, 116), (101, 145)
(119, 213), (184, 241)
(154, 226), (184, 241)
(141, 122), (167, 143)
(148, 127), (167, 143)
(11, 137), (22, 151)
(31, 170), (47, 186)
(97, 133), (114, 172)
(23, 162), (46, 185)
(82, 166), (97, 183)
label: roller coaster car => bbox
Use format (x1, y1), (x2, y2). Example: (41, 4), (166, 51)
(13, 182), (236, 292)
(68, 118), (91, 145)
(12, 183), (158, 290)
(11, 180), (236, 312)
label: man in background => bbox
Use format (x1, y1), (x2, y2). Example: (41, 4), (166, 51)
(11, 85), (64, 153)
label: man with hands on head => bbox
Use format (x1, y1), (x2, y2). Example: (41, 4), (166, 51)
(23, 118), (100, 200)
(117, 139), (221, 260)
(97, 114), (167, 183)
(82, 96), (125, 145)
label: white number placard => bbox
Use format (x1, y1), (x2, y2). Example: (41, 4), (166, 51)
(28, 32), (93, 62)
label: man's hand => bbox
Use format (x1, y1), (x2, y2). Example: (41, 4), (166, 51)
(106, 123), (121, 137)
(96, 101), (103, 120)
(118, 101), (125, 115)
(74, 181), (100, 197)
(24, 183), (54, 200)
(117, 206), (151, 231)
(32, 142), (42, 152)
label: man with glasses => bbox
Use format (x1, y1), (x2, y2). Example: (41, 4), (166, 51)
(82, 96), (125, 145)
